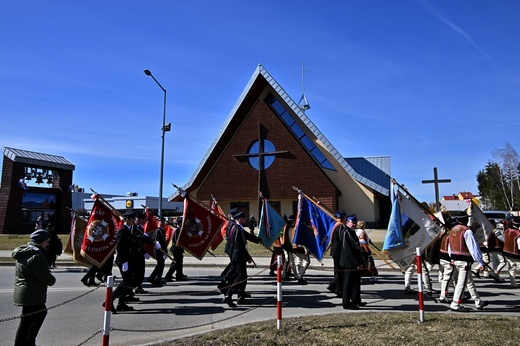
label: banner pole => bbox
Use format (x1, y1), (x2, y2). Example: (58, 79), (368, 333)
(416, 247), (425, 323)
(277, 254), (282, 329)
(102, 276), (114, 346)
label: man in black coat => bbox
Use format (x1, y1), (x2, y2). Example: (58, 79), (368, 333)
(107, 211), (160, 312)
(147, 217), (168, 285)
(340, 214), (365, 309)
(328, 210), (347, 296)
(223, 211), (259, 307)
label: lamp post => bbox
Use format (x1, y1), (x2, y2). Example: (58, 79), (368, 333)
(144, 69), (170, 218)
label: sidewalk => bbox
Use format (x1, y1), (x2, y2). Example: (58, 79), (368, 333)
(0, 229), (398, 271)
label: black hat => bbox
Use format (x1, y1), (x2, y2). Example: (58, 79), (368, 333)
(122, 211), (136, 219)
(30, 229), (50, 244)
(510, 217), (520, 229)
(287, 215), (295, 221)
(346, 214), (357, 223)
(233, 211), (246, 219)
(136, 212), (146, 219)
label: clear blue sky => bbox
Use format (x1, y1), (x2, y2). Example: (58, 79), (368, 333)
(1, 1), (519, 204)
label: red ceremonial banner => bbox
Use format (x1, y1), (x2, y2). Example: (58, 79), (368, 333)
(143, 208), (159, 257)
(80, 199), (122, 267)
(177, 196), (226, 260)
(210, 200), (229, 251)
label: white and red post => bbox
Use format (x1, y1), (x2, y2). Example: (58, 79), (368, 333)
(276, 254), (282, 329)
(415, 247), (424, 322)
(102, 276), (115, 346)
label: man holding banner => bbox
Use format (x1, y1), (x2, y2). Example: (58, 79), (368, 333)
(340, 215), (365, 309)
(223, 211), (256, 307)
(107, 211), (161, 312)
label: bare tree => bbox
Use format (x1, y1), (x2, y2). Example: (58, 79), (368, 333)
(489, 142), (520, 210)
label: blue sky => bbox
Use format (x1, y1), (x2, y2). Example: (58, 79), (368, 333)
(1, 1), (519, 204)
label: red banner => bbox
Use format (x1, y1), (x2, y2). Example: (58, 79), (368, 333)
(143, 208), (159, 257)
(177, 196), (226, 260)
(210, 199), (229, 251)
(80, 199), (122, 267)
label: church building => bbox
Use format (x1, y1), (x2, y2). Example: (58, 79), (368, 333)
(169, 65), (391, 227)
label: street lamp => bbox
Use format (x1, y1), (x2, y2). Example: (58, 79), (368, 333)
(144, 69), (170, 218)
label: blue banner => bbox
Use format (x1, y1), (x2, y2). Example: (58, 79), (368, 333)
(293, 194), (337, 261)
(257, 198), (286, 248)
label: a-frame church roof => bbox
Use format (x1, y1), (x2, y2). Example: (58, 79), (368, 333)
(169, 65), (389, 200)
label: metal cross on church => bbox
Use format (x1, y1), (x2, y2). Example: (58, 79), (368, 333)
(422, 167), (451, 211)
(233, 123), (294, 217)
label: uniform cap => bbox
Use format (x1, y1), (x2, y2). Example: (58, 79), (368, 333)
(122, 211), (136, 219)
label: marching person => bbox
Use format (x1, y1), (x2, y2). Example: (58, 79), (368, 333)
(447, 215), (489, 311)
(217, 208), (238, 295)
(165, 217), (188, 282)
(133, 212), (150, 294)
(328, 210), (346, 296)
(106, 211), (161, 312)
(436, 228), (458, 303)
(340, 215), (365, 309)
(285, 215), (310, 285)
(147, 217), (168, 286)
(13, 229), (56, 346)
(355, 220), (378, 283)
(223, 211), (257, 307)
(502, 217), (520, 288)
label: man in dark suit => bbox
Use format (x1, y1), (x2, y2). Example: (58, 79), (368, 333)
(328, 210), (347, 296)
(223, 211), (258, 307)
(340, 215), (365, 309)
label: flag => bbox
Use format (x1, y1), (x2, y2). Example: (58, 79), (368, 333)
(143, 208), (160, 257)
(257, 197), (286, 248)
(70, 214), (92, 267)
(64, 210), (75, 255)
(177, 196), (226, 260)
(209, 198), (229, 251)
(293, 193), (337, 261)
(466, 200), (494, 244)
(383, 183), (404, 251)
(80, 198), (122, 267)
(383, 188), (442, 269)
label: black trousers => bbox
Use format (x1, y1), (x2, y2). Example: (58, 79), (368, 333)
(342, 269), (361, 307)
(15, 304), (47, 346)
(149, 255), (165, 281)
(226, 259), (247, 299)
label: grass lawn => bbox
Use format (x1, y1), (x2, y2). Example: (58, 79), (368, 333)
(160, 312), (519, 346)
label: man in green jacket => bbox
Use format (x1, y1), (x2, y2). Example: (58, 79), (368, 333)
(12, 229), (56, 346)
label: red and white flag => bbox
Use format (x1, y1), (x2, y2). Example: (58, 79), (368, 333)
(209, 198), (229, 251)
(80, 198), (122, 267)
(177, 195), (226, 260)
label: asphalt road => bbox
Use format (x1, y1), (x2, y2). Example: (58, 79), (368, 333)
(1, 265), (519, 346)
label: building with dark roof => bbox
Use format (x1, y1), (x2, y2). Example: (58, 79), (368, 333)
(0, 147), (74, 234)
(169, 65), (391, 227)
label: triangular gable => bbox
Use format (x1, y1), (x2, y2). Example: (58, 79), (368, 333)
(169, 65), (389, 200)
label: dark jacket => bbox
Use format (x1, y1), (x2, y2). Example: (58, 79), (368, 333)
(230, 224), (252, 262)
(153, 226), (167, 257)
(330, 222), (344, 259)
(339, 226), (364, 269)
(12, 242), (56, 306)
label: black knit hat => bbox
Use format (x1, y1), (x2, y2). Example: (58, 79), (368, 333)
(30, 229), (51, 244)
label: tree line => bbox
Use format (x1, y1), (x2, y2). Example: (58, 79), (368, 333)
(477, 142), (520, 211)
